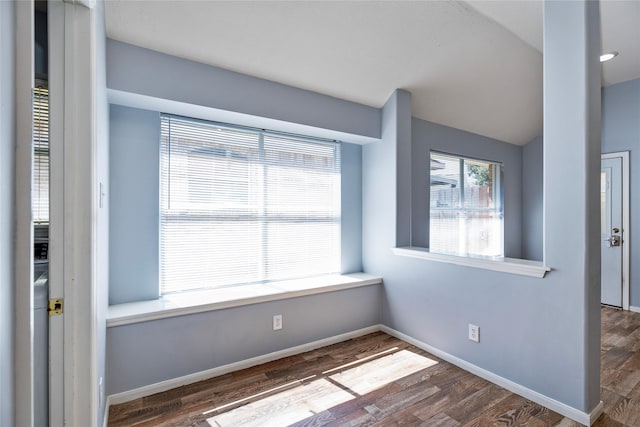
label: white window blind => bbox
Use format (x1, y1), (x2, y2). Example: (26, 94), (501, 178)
(33, 85), (49, 224)
(160, 115), (341, 294)
(430, 152), (503, 257)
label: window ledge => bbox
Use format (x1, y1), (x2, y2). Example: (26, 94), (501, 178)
(391, 246), (550, 278)
(107, 273), (383, 327)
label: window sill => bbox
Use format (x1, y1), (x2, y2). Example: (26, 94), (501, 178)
(107, 273), (383, 327)
(391, 246), (550, 278)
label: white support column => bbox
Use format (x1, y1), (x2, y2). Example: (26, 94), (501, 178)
(543, 0), (602, 415)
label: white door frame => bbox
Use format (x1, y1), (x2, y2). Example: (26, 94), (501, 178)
(15, 1), (35, 426)
(48, 1), (99, 425)
(15, 1), (100, 425)
(61, 2), (98, 425)
(602, 151), (630, 311)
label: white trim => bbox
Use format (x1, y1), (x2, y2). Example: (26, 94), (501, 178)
(601, 151), (630, 311)
(102, 395), (112, 427)
(14, 1), (34, 426)
(106, 325), (380, 405)
(589, 401), (605, 426)
(380, 325), (601, 426)
(107, 273), (382, 328)
(629, 306), (640, 314)
(391, 246), (550, 278)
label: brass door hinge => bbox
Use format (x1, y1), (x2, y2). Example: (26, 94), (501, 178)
(48, 298), (63, 316)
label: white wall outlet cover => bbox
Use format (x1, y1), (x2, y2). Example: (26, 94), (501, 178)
(273, 314), (283, 330)
(468, 324), (480, 343)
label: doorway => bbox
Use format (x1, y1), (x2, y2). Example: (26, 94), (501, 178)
(600, 151), (630, 310)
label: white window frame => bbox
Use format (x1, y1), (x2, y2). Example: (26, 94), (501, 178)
(429, 151), (504, 258)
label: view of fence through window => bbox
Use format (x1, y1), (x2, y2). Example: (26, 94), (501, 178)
(429, 152), (503, 257)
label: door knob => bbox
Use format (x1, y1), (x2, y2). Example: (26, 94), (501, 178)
(606, 235), (621, 247)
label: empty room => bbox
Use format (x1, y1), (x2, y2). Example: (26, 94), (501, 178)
(2, 1), (640, 426)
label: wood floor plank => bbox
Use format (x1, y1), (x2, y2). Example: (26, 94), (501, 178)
(363, 382), (440, 420)
(591, 413), (626, 427)
(109, 307), (640, 427)
(554, 418), (584, 427)
(323, 408), (377, 427)
(602, 368), (640, 396)
(602, 347), (634, 371)
(443, 383), (512, 424)
(419, 412), (461, 427)
(463, 394), (550, 427)
(407, 389), (454, 422)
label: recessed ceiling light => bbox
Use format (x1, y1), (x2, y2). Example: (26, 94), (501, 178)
(600, 51), (619, 62)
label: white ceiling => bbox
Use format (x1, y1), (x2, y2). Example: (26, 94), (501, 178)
(105, 1), (640, 146)
(467, 0), (640, 87)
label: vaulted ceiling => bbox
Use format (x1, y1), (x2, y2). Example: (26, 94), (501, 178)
(105, 1), (640, 146)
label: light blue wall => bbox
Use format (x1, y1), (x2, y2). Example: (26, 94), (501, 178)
(362, 2), (601, 409)
(107, 40), (368, 304)
(602, 78), (640, 307)
(365, 91), (593, 410)
(521, 78), (640, 297)
(106, 285), (381, 394)
(108, 105), (363, 304)
(521, 135), (543, 261)
(109, 105), (160, 304)
(0, 1), (15, 425)
(105, 21), (601, 416)
(411, 119), (523, 258)
(107, 40), (380, 144)
(105, 40), (371, 396)
(341, 143), (363, 273)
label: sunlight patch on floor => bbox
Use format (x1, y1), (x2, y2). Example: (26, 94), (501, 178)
(329, 349), (439, 395)
(322, 347), (400, 375)
(204, 349), (438, 426)
(206, 378), (353, 427)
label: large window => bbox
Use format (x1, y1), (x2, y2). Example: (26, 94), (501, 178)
(160, 115), (341, 294)
(430, 152), (503, 257)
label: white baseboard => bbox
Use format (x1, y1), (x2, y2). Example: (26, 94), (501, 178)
(106, 324), (603, 426)
(380, 325), (602, 426)
(102, 396), (112, 427)
(629, 305), (640, 313)
(106, 325), (380, 406)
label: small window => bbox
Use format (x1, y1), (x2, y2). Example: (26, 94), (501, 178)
(429, 152), (503, 257)
(160, 115), (342, 294)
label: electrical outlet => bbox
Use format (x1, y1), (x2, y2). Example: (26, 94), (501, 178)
(273, 314), (283, 331)
(468, 324), (480, 343)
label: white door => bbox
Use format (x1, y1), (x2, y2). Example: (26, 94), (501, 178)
(601, 157), (623, 307)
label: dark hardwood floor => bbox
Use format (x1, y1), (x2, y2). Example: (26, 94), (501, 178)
(108, 307), (640, 426)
